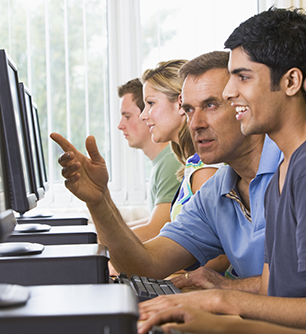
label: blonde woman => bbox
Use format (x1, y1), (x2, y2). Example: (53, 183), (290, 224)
(140, 60), (229, 274)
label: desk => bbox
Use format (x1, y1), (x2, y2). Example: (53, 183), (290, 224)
(17, 214), (88, 226)
(0, 284), (138, 334)
(0, 244), (109, 285)
(8, 225), (97, 245)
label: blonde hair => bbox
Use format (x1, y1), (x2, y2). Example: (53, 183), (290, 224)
(142, 59), (195, 180)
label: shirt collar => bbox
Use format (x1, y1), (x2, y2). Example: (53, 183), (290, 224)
(221, 135), (282, 196)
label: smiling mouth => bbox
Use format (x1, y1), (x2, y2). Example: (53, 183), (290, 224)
(235, 106), (249, 120)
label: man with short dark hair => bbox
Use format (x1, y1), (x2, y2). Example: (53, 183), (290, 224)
(117, 78), (181, 242)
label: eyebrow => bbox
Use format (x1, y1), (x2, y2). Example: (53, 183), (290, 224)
(181, 96), (219, 110)
(230, 67), (252, 75)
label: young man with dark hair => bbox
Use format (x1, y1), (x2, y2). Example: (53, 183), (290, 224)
(116, 78), (181, 242)
(224, 6), (306, 299)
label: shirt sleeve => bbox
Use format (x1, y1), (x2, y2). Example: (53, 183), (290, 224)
(153, 152), (181, 206)
(294, 172), (306, 272)
(160, 188), (224, 266)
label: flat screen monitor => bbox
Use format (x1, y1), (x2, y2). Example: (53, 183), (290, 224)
(0, 104), (39, 308)
(19, 83), (45, 201)
(31, 101), (48, 192)
(0, 111), (16, 242)
(0, 49), (37, 214)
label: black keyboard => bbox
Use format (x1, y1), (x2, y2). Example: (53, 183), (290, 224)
(149, 326), (192, 334)
(113, 273), (182, 302)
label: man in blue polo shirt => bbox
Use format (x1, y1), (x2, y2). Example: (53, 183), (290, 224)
(50, 51), (281, 294)
(160, 136), (279, 279)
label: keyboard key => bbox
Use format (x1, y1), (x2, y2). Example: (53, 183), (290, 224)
(150, 282), (165, 296)
(131, 276), (148, 297)
(115, 273), (182, 301)
(159, 284), (174, 295)
(166, 280), (182, 294)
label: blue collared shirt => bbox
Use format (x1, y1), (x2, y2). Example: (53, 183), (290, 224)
(160, 136), (282, 278)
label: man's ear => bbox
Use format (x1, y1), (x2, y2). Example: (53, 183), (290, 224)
(283, 68), (303, 97)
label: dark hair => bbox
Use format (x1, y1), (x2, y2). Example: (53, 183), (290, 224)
(179, 51), (229, 80)
(224, 6), (306, 100)
(117, 78), (144, 112)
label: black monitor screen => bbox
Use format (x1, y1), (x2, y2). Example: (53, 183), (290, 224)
(0, 50), (37, 214)
(32, 102), (48, 191)
(19, 83), (45, 200)
(0, 107), (17, 242)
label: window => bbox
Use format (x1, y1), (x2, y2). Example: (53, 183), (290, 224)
(140, 0), (258, 71)
(0, 0), (109, 210)
(2, 0), (297, 212)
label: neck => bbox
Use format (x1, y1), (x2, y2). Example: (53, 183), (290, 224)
(268, 101), (306, 164)
(229, 135), (265, 186)
(228, 135), (265, 212)
(142, 141), (169, 161)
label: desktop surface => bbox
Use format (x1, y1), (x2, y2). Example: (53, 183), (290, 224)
(0, 244), (109, 285)
(0, 284), (138, 334)
(8, 224), (97, 245)
(17, 213), (88, 226)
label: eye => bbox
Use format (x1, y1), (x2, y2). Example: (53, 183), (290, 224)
(207, 102), (215, 108)
(147, 101), (154, 107)
(239, 74), (249, 81)
(183, 107), (193, 114)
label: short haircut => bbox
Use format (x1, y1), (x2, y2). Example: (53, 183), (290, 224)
(179, 51), (229, 81)
(224, 6), (306, 99)
(117, 78), (144, 112)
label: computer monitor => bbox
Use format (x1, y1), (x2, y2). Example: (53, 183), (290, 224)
(0, 114), (17, 242)
(0, 50), (50, 232)
(31, 101), (48, 192)
(19, 82), (45, 201)
(0, 49), (37, 214)
(0, 106), (35, 308)
(0, 97), (44, 252)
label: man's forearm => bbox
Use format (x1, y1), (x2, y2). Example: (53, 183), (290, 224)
(86, 188), (150, 275)
(221, 275), (261, 293)
(216, 290), (306, 329)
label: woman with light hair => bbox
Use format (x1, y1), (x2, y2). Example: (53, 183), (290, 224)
(140, 59), (228, 274)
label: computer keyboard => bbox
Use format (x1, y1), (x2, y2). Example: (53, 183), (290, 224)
(149, 325), (192, 334)
(113, 273), (181, 302)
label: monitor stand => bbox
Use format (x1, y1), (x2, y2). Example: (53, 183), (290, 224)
(20, 210), (54, 219)
(14, 223), (51, 233)
(0, 242), (44, 256)
(0, 284), (30, 307)
(15, 213), (51, 233)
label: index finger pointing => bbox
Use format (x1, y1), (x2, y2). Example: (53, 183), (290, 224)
(50, 132), (78, 153)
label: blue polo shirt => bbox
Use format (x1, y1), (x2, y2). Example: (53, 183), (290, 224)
(159, 136), (282, 278)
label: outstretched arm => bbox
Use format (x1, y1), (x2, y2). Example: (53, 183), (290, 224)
(50, 133), (196, 277)
(138, 305), (306, 334)
(131, 203), (172, 242)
